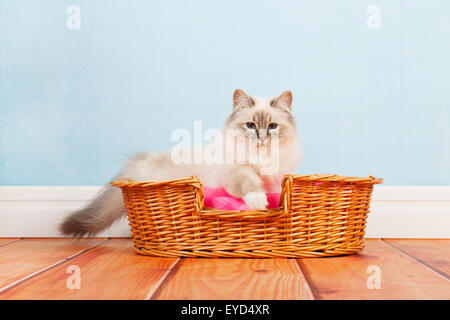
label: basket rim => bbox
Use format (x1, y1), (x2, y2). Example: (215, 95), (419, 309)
(285, 174), (383, 184)
(110, 176), (202, 188)
(110, 173), (382, 188)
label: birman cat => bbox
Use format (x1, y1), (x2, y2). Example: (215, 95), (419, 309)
(60, 89), (302, 237)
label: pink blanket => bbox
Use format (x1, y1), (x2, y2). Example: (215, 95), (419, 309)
(203, 187), (280, 211)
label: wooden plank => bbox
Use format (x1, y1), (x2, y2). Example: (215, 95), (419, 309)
(297, 239), (450, 299)
(0, 238), (20, 247)
(154, 258), (314, 300)
(384, 239), (450, 278)
(0, 238), (105, 293)
(0, 239), (179, 300)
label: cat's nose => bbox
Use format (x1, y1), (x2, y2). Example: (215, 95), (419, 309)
(258, 130), (268, 144)
(258, 129), (267, 141)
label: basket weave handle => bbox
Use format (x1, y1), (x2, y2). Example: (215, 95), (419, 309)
(197, 207), (287, 220)
(195, 177), (292, 220)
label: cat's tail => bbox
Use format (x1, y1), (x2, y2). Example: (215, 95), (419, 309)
(59, 185), (125, 237)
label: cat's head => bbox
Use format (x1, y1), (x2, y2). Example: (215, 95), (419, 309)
(225, 89), (298, 148)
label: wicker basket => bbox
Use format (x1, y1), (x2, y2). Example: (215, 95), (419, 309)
(111, 174), (382, 258)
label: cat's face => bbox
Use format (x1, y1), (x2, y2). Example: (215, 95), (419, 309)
(225, 89), (297, 148)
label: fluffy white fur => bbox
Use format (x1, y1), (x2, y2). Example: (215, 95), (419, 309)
(60, 89), (302, 237)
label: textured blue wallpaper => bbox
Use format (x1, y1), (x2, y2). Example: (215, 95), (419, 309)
(1, 0), (449, 185)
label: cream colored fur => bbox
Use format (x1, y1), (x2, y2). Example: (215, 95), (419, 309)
(59, 89), (301, 237)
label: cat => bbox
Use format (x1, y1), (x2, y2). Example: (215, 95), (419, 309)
(59, 89), (302, 237)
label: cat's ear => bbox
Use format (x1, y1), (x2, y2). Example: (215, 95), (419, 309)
(272, 90), (293, 111)
(233, 89), (254, 110)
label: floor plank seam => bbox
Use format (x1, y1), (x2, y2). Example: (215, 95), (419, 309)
(291, 259), (315, 300)
(0, 238), (23, 248)
(295, 259), (318, 300)
(147, 257), (183, 300)
(0, 238), (110, 296)
(381, 239), (450, 281)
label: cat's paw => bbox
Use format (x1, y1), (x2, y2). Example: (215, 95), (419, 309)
(243, 192), (268, 210)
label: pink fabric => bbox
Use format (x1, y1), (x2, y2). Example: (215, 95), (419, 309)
(203, 187), (280, 211)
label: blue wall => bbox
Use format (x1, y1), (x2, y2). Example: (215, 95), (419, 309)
(1, 0), (449, 185)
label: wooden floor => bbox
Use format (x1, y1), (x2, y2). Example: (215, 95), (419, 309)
(0, 238), (448, 300)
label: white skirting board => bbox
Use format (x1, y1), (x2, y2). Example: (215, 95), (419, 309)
(0, 185), (449, 238)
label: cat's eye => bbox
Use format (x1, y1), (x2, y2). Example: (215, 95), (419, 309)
(268, 123), (278, 130)
(246, 122), (256, 129)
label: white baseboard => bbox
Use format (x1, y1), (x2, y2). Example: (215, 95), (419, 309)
(0, 185), (449, 238)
